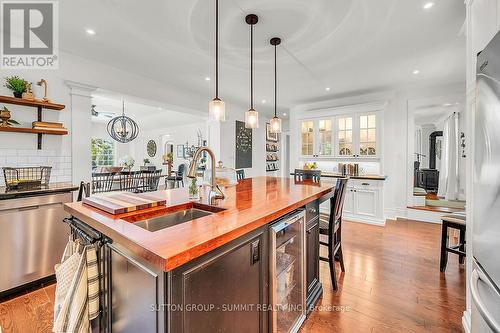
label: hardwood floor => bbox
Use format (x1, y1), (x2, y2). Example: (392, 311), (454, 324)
(0, 219), (465, 333)
(299, 219), (465, 333)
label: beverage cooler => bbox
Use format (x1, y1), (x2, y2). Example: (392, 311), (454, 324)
(269, 210), (306, 333)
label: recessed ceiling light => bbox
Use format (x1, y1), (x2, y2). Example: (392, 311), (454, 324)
(412, 69), (420, 75)
(205, 77), (211, 81)
(283, 113), (287, 116)
(443, 103), (452, 106)
(325, 87), (331, 92)
(157, 106), (162, 110)
(262, 99), (266, 104)
(86, 29), (96, 36)
(423, 2), (434, 9)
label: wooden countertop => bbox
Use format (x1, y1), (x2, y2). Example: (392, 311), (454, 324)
(64, 177), (334, 272)
(0, 182), (78, 200)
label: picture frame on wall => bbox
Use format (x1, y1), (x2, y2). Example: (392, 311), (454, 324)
(176, 144), (185, 158)
(266, 123), (278, 142)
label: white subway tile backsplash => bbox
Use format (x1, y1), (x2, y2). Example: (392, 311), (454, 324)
(18, 149), (39, 156)
(0, 149), (17, 156)
(0, 149), (72, 186)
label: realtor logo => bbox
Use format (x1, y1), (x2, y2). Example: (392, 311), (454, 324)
(1, 1), (59, 69)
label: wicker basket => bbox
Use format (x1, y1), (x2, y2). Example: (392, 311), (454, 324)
(3, 166), (52, 190)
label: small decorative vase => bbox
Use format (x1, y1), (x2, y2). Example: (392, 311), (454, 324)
(32, 84), (44, 101)
(0, 109), (11, 127)
(13, 91), (22, 98)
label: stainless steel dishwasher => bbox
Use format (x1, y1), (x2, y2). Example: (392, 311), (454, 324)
(0, 192), (72, 296)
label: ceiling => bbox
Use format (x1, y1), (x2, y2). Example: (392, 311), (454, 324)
(61, 0), (466, 114)
(91, 94), (203, 131)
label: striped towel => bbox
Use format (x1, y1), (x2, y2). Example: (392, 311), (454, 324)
(53, 242), (100, 333)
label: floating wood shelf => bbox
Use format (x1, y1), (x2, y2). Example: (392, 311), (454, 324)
(0, 126), (68, 135)
(0, 96), (65, 110)
(0, 95), (67, 149)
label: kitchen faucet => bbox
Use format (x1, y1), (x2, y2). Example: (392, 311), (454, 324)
(187, 146), (225, 205)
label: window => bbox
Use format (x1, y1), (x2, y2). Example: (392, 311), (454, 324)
(91, 138), (115, 169)
(359, 114), (376, 156)
(301, 121), (314, 156)
(318, 119), (332, 156)
(338, 117), (353, 156)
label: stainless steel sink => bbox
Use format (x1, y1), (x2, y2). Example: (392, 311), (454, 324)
(130, 205), (223, 232)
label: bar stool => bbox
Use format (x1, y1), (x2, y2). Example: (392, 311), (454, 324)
(319, 177), (349, 290)
(440, 212), (466, 272)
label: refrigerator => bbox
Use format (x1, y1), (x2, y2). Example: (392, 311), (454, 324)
(473, 31), (500, 333)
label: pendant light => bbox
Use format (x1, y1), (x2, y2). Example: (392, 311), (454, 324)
(245, 14), (259, 129)
(270, 37), (282, 133)
(208, 0), (225, 122)
(107, 101), (139, 143)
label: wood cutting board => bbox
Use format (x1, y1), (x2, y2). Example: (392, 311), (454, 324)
(83, 191), (167, 215)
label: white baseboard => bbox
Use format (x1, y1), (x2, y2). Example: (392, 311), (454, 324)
(384, 207), (407, 220)
(343, 214), (385, 226)
(406, 208), (443, 223)
(462, 310), (471, 333)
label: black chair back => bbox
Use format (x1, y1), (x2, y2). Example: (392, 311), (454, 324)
(141, 170), (162, 192)
(91, 172), (115, 194)
(294, 169), (321, 182)
(236, 169), (245, 180)
(177, 164), (186, 177)
(119, 171), (141, 192)
(77, 181), (90, 201)
(331, 177), (349, 224)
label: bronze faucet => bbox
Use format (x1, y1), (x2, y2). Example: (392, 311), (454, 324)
(187, 146), (225, 205)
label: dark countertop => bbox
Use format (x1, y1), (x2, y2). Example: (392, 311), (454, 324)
(64, 177), (334, 272)
(0, 182), (79, 200)
(291, 171), (386, 181)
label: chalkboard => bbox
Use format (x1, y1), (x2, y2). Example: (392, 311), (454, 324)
(235, 120), (252, 169)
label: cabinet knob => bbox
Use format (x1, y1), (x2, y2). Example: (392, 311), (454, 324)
(362, 182), (369, 186)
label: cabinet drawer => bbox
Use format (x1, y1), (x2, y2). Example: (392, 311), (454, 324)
(350, 179), (382, 189)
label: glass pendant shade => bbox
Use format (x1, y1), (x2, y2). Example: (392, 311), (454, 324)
(209, 97), (225, 122)
(245, 108), (259, 129)
(270, 116), (282, 133)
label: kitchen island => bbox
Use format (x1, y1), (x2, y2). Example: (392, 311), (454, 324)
(64, 177), (335, 333)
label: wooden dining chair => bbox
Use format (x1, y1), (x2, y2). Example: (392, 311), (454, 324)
(118, 171), (141, 192)
(91, 172), (115, 194)
(236, 169), (245, 180)
(294, 169), (321, 182)
(77, 181), (90, 201)
(319, 177), (349, 290)
(140, 170), (162, 192)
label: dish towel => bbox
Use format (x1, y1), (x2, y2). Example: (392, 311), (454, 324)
(53, 239), (100, 333)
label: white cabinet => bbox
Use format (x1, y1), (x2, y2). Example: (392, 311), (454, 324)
(299, 112), (380, 159)
(320, 178), (384, 225)
(343, 187), (354, 215)
(300, 119), (333, 158)
(354, 188), (378, 218)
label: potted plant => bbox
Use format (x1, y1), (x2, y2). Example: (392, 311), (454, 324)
(188, 177), (200, 200)
(119, 155), (135, 171)
(0, 107), (20, 127)
(4, 76), (27, 98)
(164, 152), (174, 175)
(143, 158), (151, 166)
